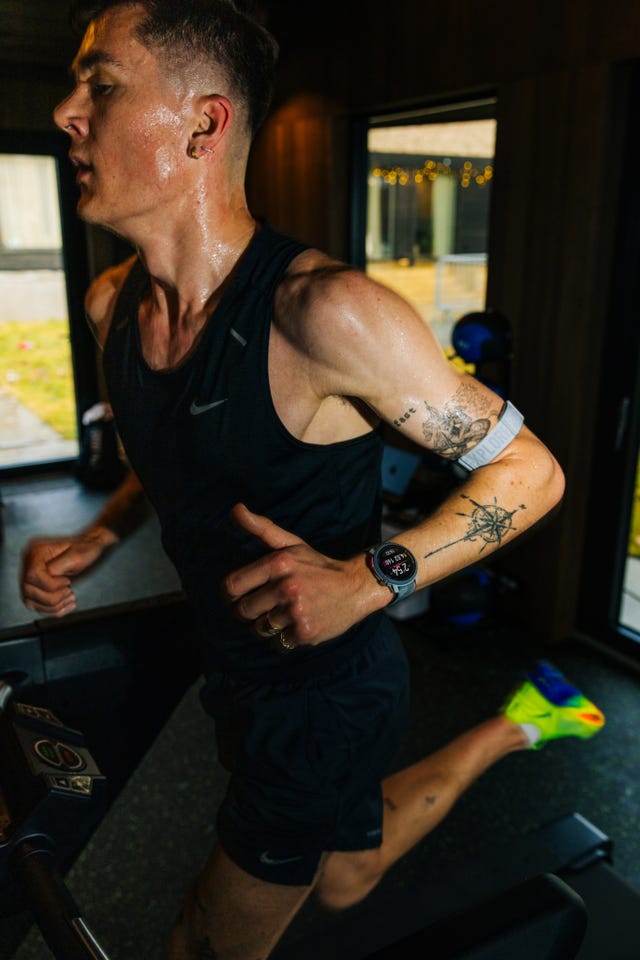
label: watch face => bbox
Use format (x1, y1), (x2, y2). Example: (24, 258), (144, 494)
(375, 543), (417, 585)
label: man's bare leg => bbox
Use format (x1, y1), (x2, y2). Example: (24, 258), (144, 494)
(167, 844), (319, 960)
(315, 714), (528, 910)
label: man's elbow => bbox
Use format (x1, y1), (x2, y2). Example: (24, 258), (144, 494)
(541, 450), (566, 514)
(505, 435), (566, 519)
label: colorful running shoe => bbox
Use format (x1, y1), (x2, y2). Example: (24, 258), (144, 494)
(501, 660), (605, 750)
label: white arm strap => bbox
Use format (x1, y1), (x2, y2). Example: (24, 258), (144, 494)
(457, 400), (524, 471)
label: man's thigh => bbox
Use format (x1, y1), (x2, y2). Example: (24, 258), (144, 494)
(168, 843), (323, 960)
(208, 623), (410, 885)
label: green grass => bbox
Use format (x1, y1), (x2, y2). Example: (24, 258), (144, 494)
(0, 318), (77, 440)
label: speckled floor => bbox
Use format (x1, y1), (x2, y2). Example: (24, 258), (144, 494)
(1, 475), (639, 958)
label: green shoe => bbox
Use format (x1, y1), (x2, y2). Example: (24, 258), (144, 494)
(502, 660), (605, 750)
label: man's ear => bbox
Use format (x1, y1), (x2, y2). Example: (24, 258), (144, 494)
(189, 94), (233, 156)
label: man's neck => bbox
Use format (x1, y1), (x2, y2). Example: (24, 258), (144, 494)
(137, 210), (258, 318)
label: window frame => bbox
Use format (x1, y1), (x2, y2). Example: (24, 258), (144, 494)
(0, 129), (96, 478)
(349, 95), (498, 270)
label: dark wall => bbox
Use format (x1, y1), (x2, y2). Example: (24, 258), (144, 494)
(3, 0), (639, 642)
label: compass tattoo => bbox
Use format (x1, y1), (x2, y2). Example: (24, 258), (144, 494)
(425, 494), (525, 559)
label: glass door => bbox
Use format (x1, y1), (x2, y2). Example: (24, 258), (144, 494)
(578, 60), (640, 657)
(362, 99), (496, 356)
(621, 453), (640, 634)
(0, 132), (94, 474)
(0, 152), (78, 468)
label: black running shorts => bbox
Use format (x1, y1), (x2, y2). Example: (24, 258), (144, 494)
(201, 617), (410, 885)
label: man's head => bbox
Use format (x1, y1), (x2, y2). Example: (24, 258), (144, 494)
(55, 1), (278, 237)
(68, 0), (279, 139)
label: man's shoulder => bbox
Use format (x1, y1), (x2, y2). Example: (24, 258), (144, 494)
(279, 248), (372, 318)
(274, 247), (416, 393)
(278, 247), (403, 339)
(283, 247), (358, 285)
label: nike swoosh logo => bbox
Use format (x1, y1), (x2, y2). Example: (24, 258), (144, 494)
(189, 398), (228, 416)
(259, 851), (304, 866)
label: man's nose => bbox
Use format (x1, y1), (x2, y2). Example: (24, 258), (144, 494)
(53, 90), (86, 137)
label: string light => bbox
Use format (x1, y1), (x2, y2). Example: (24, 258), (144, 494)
(372, 159), (493, 189)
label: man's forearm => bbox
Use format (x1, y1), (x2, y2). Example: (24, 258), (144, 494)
(83, 470), (149, 544)
(382, 435), (565, 596)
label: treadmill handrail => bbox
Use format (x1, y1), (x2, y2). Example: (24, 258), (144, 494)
(13, 839), (111, 960)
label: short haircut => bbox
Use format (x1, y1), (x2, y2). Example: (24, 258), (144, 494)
(69, 0), (279, 137)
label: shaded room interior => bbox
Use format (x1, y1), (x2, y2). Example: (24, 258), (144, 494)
(1, 1), (640, 958)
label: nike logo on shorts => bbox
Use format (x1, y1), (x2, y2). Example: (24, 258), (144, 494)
(259, 850), (304, 866)
(189, 398), (228, 415)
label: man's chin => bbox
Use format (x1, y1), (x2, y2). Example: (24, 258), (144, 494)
(76, 194), (94, 218)
(77, 204), (126, 242)
(77, 197), (103, 227)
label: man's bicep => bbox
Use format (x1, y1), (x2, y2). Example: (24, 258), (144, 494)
(375, 360), (506, 465)
(310, 271), (508, 463)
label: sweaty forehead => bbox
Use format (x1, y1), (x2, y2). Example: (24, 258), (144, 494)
(71, 5), (150, 78)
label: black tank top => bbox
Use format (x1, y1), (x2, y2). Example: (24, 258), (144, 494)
(103, 221), (387, 677)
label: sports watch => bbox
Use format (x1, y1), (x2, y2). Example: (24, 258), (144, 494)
(367, 542), (418, 606)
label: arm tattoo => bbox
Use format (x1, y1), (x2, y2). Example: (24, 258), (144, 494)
(393, 406), (417, 427)
(421, 401), (490, 460)
(424, 493), (526, 560)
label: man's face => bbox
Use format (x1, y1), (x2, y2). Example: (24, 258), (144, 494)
(54, 4), (195, 236)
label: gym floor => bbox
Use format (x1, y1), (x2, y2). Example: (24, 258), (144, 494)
(1, 472), (639, 959)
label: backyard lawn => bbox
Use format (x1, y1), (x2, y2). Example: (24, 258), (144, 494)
(0, 318), (77, 440)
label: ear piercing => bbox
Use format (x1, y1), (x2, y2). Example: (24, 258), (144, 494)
(189, 145), (215, 159)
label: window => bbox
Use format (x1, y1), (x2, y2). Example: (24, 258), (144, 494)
(0, 132), (94, 474)
(578, 60), (640, 658)
(360, 99), (496, 356)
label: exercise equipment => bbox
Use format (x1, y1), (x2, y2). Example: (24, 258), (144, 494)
(0, 594), (200, 958)
(430, 566), (495, 626)
(0, 678), (111, 959)
(451, 309), (512, 364)
(2, 668), (639, 959)
(450, 308), (512, 397)
(272, 811), (640, 960)
(362, 872), (587, 959)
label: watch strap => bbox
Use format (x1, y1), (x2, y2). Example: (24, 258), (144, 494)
(387, 579), (416, 605)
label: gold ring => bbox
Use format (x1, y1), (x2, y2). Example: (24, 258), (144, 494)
(278, 630), (296, 651)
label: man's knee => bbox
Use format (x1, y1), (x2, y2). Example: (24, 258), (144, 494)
(314, 848), (386, 911)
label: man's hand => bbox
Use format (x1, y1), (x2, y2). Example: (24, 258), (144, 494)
(222, 503), (385, 648)
(20, 527), (118, 617)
